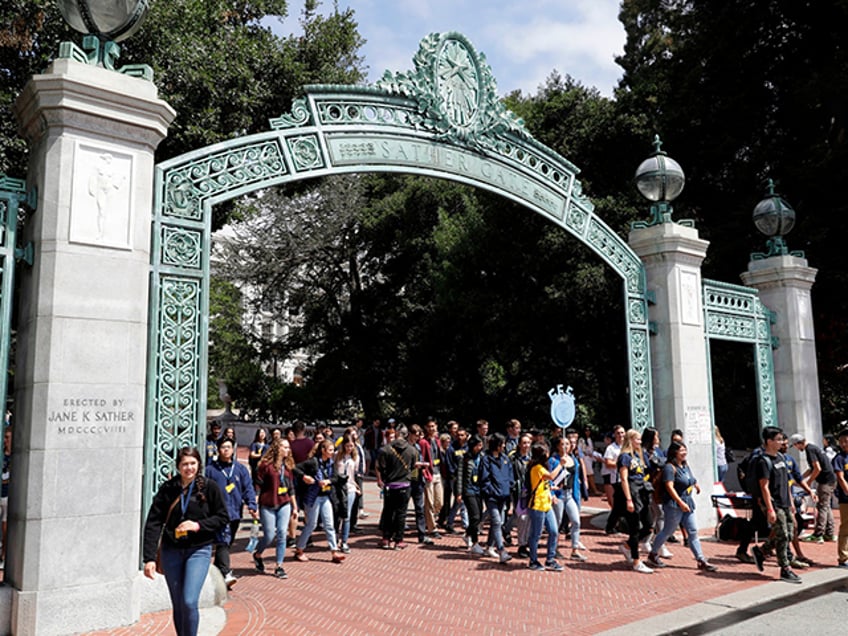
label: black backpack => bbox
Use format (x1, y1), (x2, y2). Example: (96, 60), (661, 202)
(737, 447), (771, 494)
(718, 515), (749, 542)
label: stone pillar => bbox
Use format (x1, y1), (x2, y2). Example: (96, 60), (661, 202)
(741, 255), (822, 444)
(11, 58), (174, 634)
(629, 222), (715, 528)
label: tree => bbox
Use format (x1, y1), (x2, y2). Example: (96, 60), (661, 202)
(2, 0), (367, 419)
(217, 174), (389, 419)
(207, 277), (269, 415)
(616, 0), (848, 430)
(1, 0), (365, 185)
(212, 70), (652, 430)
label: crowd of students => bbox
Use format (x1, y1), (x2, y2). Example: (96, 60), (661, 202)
(143, 415), (848, 634)
(195, 417), (731, 577)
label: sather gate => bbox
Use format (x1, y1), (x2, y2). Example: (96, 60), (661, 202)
(143, 32), (654, 507)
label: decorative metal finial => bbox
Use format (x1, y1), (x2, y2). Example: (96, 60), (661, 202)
(764, 178), (780, 198)
(56, 0), (153, 78)
(751, 178), (804, 260)
(632, 135), (692, 229)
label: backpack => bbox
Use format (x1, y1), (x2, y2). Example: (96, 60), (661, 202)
(737, 448), (771, 494)
(718, 515), (748, 542)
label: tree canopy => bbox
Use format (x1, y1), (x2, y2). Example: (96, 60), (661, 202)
(0, 0), (364, 177)
(2, 1), (845, 434)
(616, 0), (848, 431)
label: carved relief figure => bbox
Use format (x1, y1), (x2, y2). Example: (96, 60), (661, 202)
(88, 153), (126, 238)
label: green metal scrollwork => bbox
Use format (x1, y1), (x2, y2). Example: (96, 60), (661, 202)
(0, 175), (33, 418)
(144, 31), (655, 510)
(702, 279), (777, 429)
(57, 37), (154, 80)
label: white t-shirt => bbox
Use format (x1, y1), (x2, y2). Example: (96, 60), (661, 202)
(336, 456), (358, 493)
(602, 442), (621, 483)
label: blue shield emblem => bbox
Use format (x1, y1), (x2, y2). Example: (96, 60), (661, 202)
(548, 385), (576, 429)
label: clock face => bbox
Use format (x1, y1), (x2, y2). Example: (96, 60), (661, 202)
(435, 38), (481, 129)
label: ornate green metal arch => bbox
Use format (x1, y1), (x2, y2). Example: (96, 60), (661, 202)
(144, 32), (653, 505)
(702, 279), (778, 430)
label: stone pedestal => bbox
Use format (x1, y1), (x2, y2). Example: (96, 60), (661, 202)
(630, 222), (715, 528)
(11, 58), (174, 635)
(741, 255), (822, 444)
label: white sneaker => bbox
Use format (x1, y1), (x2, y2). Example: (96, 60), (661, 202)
(640, 539), (652, 553)
(470, 543), (485, 556)
(499, 549), (512, 563)
(575, 542), (588, 550)
(224, 571), (238, 588)
(659, 545), (673, 559)
(633, 561), (654, 574)
(618, 543), (634, 565)
(463, 534), (473, 549)
(486, 546), (499, 559)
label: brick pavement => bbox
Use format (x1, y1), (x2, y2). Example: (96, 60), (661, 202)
(89, 479), (842, 636)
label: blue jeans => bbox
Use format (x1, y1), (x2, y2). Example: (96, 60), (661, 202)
(528, 508), (559, 565)
(340, 489), (356, 544)
(297, 496), (338, 552)
(485, 499), (507, 551)
(652, 502), (705, 561)
(410, 479), (427, 539)
(159, 543), (212, 636)
(563, 489), (582, 549)
(447, 484), (469, 529)
(717, 464), (728, 483)
(550, 495), (564, 535)
(257, 503), (292, 565)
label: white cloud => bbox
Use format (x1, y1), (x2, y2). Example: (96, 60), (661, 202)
(273, 0), (625, 96)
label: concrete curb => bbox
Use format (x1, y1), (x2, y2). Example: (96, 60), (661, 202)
(597, 567), (848, 635)
(198, 606), (227, 636)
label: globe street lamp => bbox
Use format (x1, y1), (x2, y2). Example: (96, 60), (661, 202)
(632, 134), (692, 228)
(57, 0), (150, 70)
(751, 178), (804, 260)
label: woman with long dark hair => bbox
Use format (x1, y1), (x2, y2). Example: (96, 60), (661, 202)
(641, 426), (669, 552)
(248, 427), (269, 479)
(457, 435), (485, 556)
(294, 439), (346, 563)
(143, 447), (228, 636)
(648, 442), (718, 572)
(335, 433), (361, 553)
(562, 436), (588, 561)
(253, 438), (297, 579)
(617, 429), (654, 574)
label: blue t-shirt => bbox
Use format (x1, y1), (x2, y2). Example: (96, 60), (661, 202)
(617, 452), (648, 489)
(660, 461), (697, 509)
(833, 451), (848, 504)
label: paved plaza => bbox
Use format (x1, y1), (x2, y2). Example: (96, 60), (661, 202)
(87, 470), (847, 636)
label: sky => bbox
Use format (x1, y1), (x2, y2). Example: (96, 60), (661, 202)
(272, 0), (627, 97)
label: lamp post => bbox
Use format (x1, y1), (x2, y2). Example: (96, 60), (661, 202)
(632, 134), (691, 228)
(56, 0), (150, 70)
(751, 178), (804, 260)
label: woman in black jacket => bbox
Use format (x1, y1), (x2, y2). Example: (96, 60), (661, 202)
(293, 439), (347, 563)
(143, 447), (229, 636)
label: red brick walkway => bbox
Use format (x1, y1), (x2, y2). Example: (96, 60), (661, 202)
(89, 478), (840, 636)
